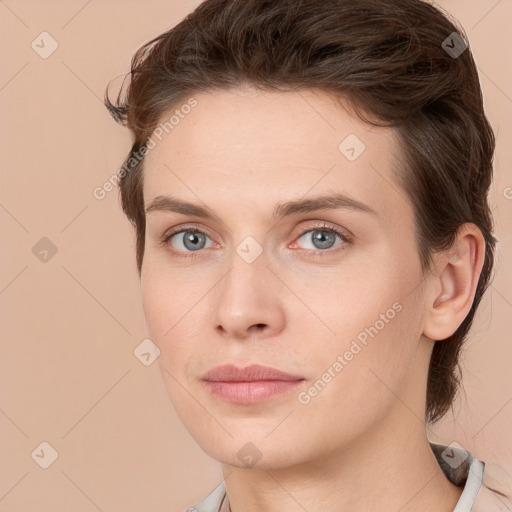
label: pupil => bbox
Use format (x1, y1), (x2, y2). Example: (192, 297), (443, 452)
(313, 230), (335, 249)
(184, 232), (205, 251)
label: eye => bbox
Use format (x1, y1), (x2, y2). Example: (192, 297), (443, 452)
(293, 224), (350, 252)
(160, 222), (352, 259)
(162, 227), (214, 255)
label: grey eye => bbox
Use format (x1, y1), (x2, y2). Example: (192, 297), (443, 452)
(171, 231), (213, 252)
(297, 229), (342, 250)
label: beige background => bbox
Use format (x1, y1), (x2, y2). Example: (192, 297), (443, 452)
(0, 1), (511, 510)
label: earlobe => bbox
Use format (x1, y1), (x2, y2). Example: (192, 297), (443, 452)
(423, 224), (485, 341)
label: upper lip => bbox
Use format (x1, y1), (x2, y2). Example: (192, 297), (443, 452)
(202, 364), (304, 382)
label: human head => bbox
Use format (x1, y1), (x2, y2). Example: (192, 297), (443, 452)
(104, 0), (496, 428)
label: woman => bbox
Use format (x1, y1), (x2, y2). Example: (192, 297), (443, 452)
(104, 0), (509, 510)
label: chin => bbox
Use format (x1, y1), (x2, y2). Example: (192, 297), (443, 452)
(195, 433), (312, 470)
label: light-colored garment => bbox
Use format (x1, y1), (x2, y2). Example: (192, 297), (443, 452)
(187, 442), (507, 512)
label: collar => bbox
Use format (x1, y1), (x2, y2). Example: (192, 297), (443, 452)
(429, 442), (484, 511)
(191, 442), (484, 512)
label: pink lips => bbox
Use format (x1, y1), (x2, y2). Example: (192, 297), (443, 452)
(202, 364), (305, 404)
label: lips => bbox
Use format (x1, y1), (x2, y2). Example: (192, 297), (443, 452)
(202, 364), (305, 404)
(202, 364), (304, 382)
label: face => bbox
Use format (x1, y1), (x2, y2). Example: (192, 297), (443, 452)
(141, 86), (431, 469)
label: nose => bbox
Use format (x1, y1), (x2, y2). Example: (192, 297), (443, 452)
(211, 249), (286, 340)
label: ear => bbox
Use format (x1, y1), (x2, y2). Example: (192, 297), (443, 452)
(423, 223), (486, 341)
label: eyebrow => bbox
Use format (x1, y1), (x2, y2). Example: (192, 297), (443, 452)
(144, 192), (378, 222)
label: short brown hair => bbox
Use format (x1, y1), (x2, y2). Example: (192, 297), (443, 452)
(104, 0), (497, 424)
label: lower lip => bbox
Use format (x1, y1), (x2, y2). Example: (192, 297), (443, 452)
(203, 380), (304, 404)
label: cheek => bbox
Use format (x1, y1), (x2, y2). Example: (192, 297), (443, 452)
(308, 262), (424, 385)
(141, 251), (189, 326)
(141, 271), (206, 430)
(141, 278), (168, 339)
(293, 264), (404, 343)
(299, 296), (422, 439)
(140, 264), (206, 372)
(140, 262), (183, 350)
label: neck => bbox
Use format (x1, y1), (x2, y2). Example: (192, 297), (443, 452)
(221, 409), (463, 512)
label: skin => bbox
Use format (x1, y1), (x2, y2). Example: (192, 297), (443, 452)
(140, 86), (485, 512)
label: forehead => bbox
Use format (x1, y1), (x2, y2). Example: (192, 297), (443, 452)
(142, 87), (409, 221)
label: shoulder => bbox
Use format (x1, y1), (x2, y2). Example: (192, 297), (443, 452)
(472, 462), (512, 512)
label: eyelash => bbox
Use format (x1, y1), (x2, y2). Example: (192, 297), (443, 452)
(160, 222), (353, 259)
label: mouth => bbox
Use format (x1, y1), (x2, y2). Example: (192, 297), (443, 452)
(202, 364), (305, 404)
